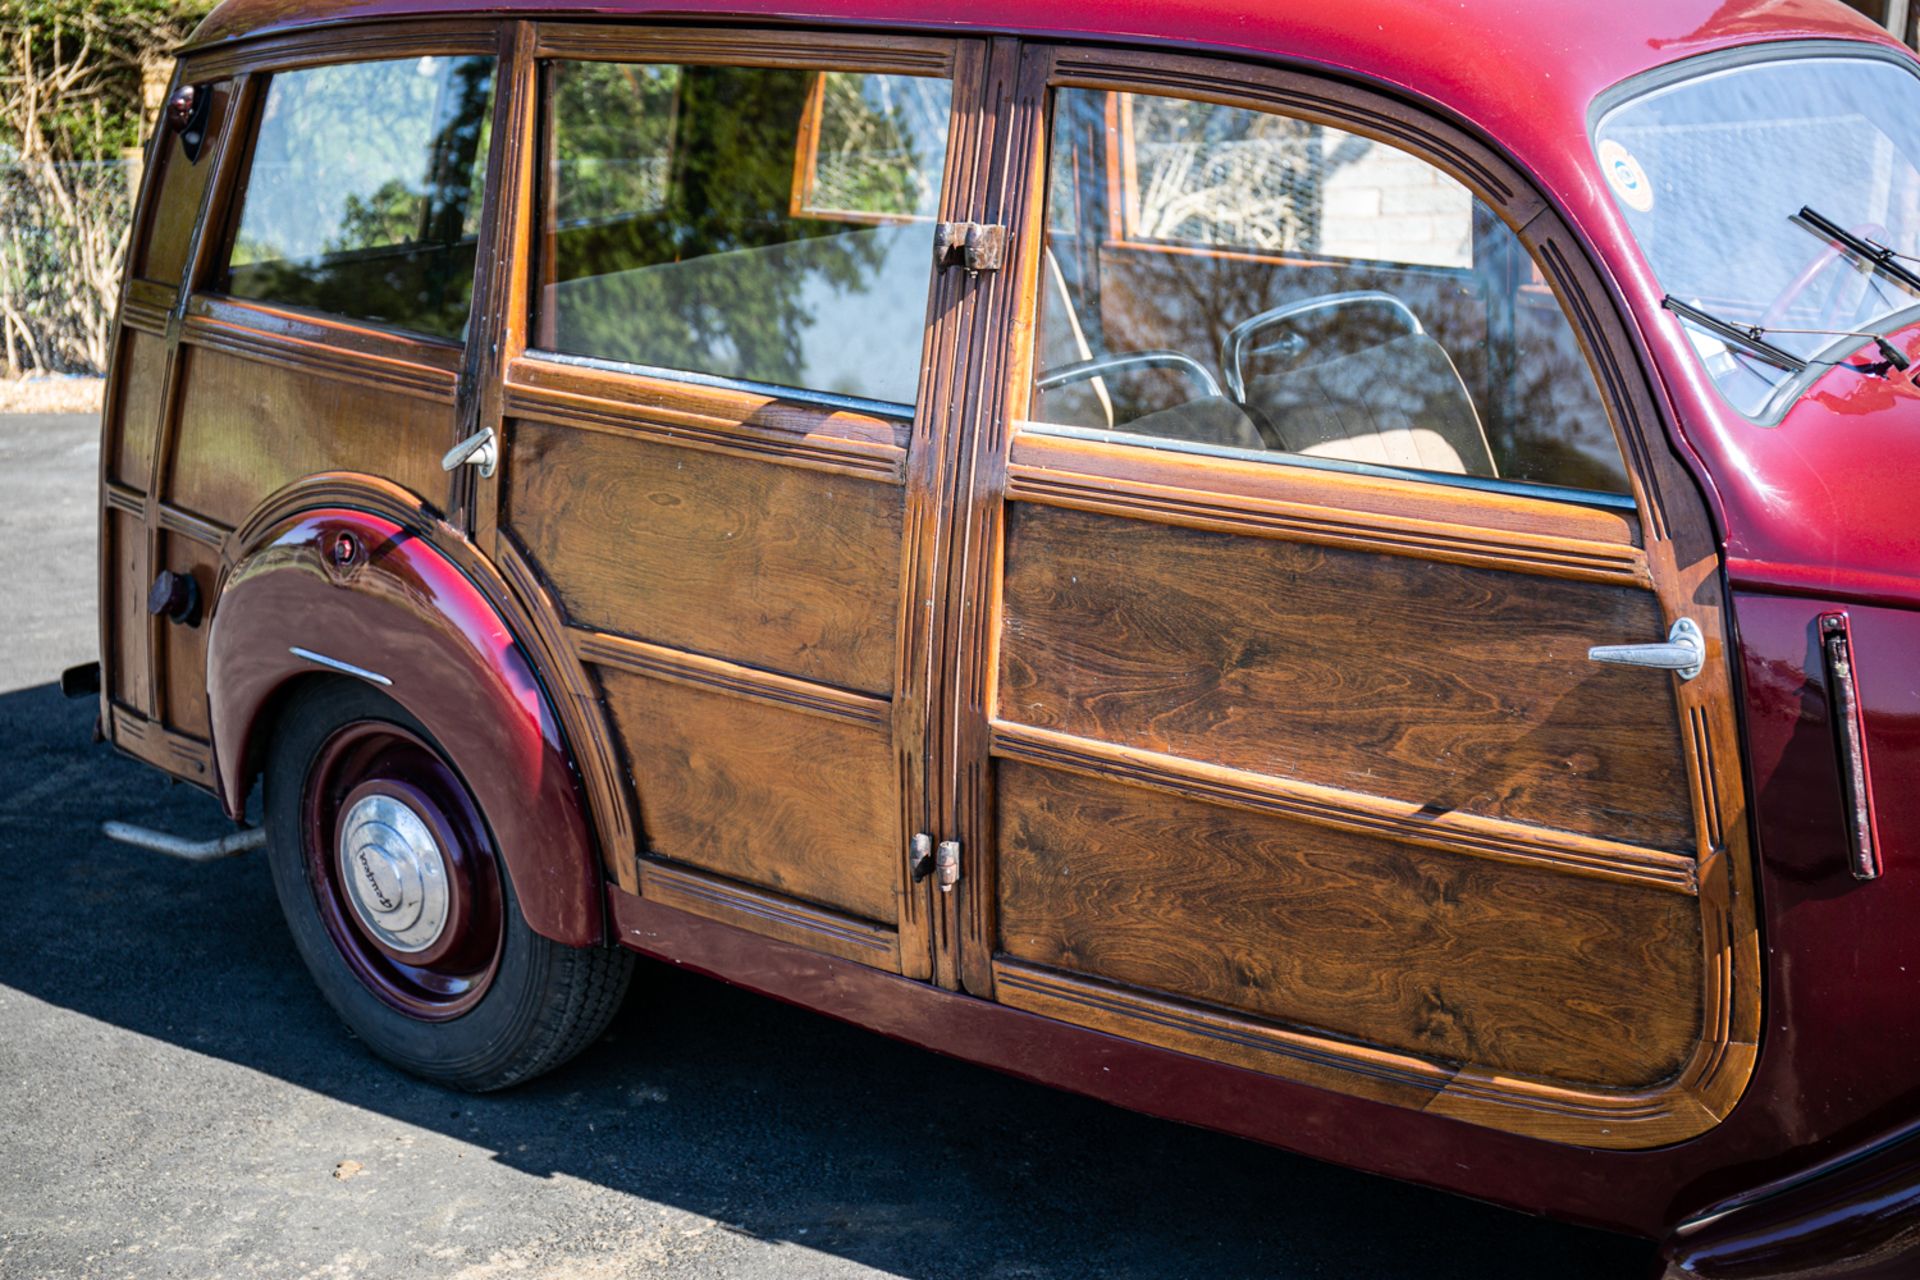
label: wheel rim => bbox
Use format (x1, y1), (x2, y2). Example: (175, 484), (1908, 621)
(302, 720), (504, 1021)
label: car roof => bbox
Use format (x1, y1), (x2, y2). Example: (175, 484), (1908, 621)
(188, 0), (1895, 110)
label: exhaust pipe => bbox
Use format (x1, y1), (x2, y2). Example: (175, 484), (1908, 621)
(101, 821), (267, 863)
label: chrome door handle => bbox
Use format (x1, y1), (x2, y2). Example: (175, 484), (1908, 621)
(441, 427), (497, 478)
(1587, 617), (1705, 681)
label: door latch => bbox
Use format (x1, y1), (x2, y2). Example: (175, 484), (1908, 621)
(934, 222), (1007, 274)
(441, 426), (497, 478)
(935, 840), (961, 893)
(1587, 617), (1705, 681)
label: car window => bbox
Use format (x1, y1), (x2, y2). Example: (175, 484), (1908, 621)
(1032, 87), (1633, 500)
(537, 61), (953, 410)
(222, 56), (496, 342)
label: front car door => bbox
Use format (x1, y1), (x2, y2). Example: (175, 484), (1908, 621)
(938, 45), (1762, 1149)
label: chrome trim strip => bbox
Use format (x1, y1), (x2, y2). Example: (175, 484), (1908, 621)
(1021, 421), (1640, 512)
(1820, 612), (1882, 881)
(290, 647), (394, 687)
(525, 350), (916, 422)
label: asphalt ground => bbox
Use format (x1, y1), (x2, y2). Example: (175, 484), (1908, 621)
(0, 412), (1655, 1278)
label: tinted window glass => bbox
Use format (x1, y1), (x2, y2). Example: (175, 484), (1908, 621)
(1034, 88), (1631, 499)
(539, 62), (952, 408)
(225, 56), (496, 341)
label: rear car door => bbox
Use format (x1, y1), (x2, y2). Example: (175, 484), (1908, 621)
(937, 45), (1762, 1148)
(471, 27), (991, 981)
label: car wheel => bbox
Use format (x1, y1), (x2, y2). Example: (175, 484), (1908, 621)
(263, 679), (631, 1091)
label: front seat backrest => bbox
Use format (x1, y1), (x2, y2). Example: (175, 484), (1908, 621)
(1247, 333), (1497, 478)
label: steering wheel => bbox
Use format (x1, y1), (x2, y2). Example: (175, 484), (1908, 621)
(1220, 290), (1425, 401)
(1762, 220), (1888, 333)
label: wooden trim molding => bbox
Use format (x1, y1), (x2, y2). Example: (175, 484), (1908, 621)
(120, 281), (174, 336)
(572, 628), (892, 730)
(157, 503), (229, 549)
(990, 721), (1699, 894)
(182, 301), (460, 405)
(108, 703), (214, 786)
(1007, 435), (1651, 587)
(184, 21), (502, 81)
(991, 957), (1754, 1150)
(104, 482), (146, 517)
(532, 24), (955, 75)
(506, 356), (908, 484)
(638, 856), (901, 971)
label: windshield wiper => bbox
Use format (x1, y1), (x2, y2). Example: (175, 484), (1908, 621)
(1795, 206), (1920, 296)
(1663, 296), (1912, 378)
(1663, 297), (1809, 373)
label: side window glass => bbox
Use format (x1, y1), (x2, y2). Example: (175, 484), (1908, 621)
(222, 56), (497, 341)
(538, 61), (953, 409)
(1033, 87), (1633, 499)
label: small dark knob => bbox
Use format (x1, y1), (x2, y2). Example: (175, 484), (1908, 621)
(165, 85), (198, 132)
(147, 570), (201, 627)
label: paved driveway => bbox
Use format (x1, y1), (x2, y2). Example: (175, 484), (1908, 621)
(0, 413), (1652, 1278)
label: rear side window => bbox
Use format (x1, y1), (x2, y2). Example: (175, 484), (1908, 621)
(223, 55), (496, 341)
(537, 61), (953, 408)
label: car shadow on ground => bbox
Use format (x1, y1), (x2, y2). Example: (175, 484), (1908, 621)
(0, 681), (1654, 1279)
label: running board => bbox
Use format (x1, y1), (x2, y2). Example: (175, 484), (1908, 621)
(101, 821), (266, 863)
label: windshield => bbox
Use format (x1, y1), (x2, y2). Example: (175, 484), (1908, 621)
(1594, 52), (1920, 417)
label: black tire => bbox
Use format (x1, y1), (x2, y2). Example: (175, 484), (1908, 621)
(263, 679), (631, 1091)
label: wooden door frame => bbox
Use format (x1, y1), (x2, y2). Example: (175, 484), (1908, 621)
(468, 23), (1001, 982)
(933, 40), (1762, 1147)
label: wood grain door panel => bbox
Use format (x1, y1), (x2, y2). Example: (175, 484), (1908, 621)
(598, 667), (902, 926)
(996, 761), (1702, 1088)
(999, 502), (1693, 851)
(505, 419), (904, 697)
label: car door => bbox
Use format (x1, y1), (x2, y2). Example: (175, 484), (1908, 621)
(933, 45), (1762, 1148)
(470, 26), (996, 981)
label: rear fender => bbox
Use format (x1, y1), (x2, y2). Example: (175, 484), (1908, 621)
(207, 508), (602, 947)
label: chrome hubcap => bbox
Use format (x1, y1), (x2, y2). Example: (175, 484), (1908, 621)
(338, 793), (449, 954)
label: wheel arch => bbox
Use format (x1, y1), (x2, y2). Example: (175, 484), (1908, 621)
(207, 476), (607, 948)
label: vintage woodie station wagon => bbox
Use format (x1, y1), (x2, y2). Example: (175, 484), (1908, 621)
(81, 0), (1920, 1270)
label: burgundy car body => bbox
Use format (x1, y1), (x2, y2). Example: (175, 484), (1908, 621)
(126, 0), (1920, 1268)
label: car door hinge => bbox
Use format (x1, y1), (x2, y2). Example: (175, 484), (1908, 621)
(935, 840), (961, 893)
(934, 222), (1006, 274)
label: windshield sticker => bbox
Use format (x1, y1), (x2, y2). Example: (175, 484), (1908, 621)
(1599, 139), (1654, 213)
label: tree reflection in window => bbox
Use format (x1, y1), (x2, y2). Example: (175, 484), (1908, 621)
(225, 55), (496, 340)
(540, 63), (952, 407)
